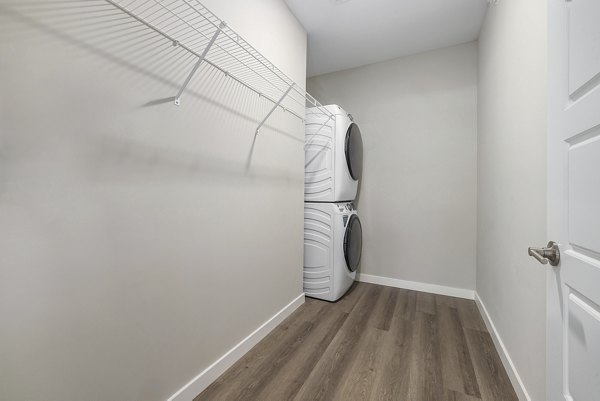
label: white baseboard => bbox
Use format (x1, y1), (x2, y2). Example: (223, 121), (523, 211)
(474, 292), (530, 401)
(167, 293), (305, 401)
(357, 273), (475, 300)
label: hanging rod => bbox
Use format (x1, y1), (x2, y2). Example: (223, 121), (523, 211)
(104, 0), (334, 132)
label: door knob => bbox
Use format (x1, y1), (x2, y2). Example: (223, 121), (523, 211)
(528, 241), (560, 266)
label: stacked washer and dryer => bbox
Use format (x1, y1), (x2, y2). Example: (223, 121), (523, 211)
(304, 105), (363, 302)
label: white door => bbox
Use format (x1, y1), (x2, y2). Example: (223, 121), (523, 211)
(547, 0), (600, 400)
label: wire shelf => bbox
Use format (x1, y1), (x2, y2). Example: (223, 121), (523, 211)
(104, 0), (333, 133)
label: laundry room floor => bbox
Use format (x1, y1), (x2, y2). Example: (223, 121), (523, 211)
(194, 283), (518, 401)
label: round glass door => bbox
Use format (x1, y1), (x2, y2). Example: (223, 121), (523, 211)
(344, 123), (363, 181)
(343, 214), (362, 272)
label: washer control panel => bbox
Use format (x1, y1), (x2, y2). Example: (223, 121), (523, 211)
(337, 202), (355, 212)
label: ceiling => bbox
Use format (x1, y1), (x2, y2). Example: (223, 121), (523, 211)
(285, 0), (488, 77)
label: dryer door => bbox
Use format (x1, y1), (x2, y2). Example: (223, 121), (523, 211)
(343, 214), (362, 272)
(344, 123), (363, 181)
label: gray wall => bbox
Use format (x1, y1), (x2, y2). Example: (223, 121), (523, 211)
(477, 0), (547, 400)
(308, 42), (478, 292)
(0, 1), (306, 400)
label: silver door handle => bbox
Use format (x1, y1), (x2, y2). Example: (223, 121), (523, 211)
(528, 241), (560, 266)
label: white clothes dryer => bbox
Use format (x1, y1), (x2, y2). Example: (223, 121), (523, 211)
(304, 105), (363, 202)
(303, 202), (362, 301)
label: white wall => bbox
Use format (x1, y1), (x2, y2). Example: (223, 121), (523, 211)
(477, 0), (547, 400)
(308, 42), (478, 293)
(0, 1), (306, 400)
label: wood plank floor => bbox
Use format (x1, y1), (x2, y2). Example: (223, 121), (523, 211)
(195, 283), (518, 401)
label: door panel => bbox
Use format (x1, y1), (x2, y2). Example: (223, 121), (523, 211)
(566, 290), (600, 401)
(568, 0), (600, 98)
(568, 131), (600, 252)
(562, 250), (600, 401)
(549, 1), (600, 400)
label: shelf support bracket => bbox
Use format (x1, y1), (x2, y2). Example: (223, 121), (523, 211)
(174, 22), (225, 106)
(255, 83), (295, 134)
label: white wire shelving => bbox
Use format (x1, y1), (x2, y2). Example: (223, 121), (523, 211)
(104, 0), (334, 134)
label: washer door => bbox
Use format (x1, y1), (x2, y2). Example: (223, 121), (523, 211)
(344, 123), (363, 181)
(343, 214), (362, 272)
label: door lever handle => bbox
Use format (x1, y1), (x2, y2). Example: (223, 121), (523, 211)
(528, 241), (560, 266)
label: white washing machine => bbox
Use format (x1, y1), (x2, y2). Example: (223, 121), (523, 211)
(304, 105), (363, 202)
(304, 202), (362, 301)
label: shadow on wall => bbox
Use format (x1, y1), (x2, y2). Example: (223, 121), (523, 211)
(0, 3), (307, 400)
(0, 0), (304, 182)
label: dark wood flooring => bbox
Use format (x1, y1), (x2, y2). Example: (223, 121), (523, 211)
(195, 283), (518, 401)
